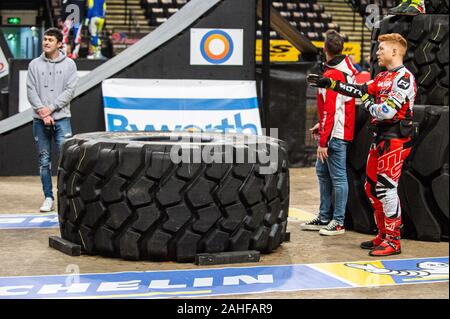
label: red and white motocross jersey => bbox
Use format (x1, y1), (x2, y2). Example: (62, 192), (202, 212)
(317, 55), (357, 147)
(366, 65), (416, 125)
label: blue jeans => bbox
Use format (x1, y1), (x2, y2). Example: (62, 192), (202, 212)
(33, 118), (72, 199)
(316, 138), (349, 226)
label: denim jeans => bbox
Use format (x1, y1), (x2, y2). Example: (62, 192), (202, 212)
(316, 137), (349, 226)
(33, 118), (72, 199)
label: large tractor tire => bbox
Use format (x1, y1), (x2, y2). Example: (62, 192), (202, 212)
(344, 107), (375, 234)
(398, 106), (449, 241)
(57, 131), (290, 262)
(371, 14), (449, 106)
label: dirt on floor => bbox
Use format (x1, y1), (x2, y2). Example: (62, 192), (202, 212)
(0, 168), (448, 299)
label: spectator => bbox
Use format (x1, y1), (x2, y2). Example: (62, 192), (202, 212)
(349, 54), (363, 72)
(300, 30), (357, 236)
(27, 28), (78, 212)
(87, 0), (107, 59)
(362, 54), (371, 71)
(61, 0), (88, 59)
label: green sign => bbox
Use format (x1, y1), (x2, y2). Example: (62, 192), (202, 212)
(7, 17), (21, 25)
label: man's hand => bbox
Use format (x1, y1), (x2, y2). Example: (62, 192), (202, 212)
(42, 115), (55, 126)
(37, 107), (52, 119)
(307, 74), (334, 89)
(361, 93), (374, 112)
(317, 146), (328, 163)
(309, 123), (320, 139)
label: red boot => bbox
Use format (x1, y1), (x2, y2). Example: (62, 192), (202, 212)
(360, 211), (385, 249)
(369, 216), (402, 256)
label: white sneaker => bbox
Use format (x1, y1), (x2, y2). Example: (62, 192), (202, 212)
(300, 216), (329, 231)
(40, 197), (54, 212)
(319, 220), (346, 236)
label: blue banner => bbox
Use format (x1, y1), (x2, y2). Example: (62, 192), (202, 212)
(0, 213), (59, 229)
(0, 257), (447, 299)
(102, 79), (263, 134)
(103, 97), (259, 110)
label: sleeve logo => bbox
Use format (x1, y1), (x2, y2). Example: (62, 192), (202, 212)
(397, 75), (411, 90)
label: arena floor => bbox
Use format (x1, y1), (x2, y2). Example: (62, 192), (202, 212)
(0, 168), (448, 299)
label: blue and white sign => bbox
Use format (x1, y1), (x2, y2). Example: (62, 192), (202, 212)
(0, 213), (59, 229)
(191, 29), (243, 66)
(102, 79), (262, 135)
(0, 257), (446, 299)
(0, 264), (350, 299)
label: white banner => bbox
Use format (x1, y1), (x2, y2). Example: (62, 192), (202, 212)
(102, 79), (262, 135)
(190, 28), (243, 66)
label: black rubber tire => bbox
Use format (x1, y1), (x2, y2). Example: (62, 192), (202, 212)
(398, 106), (449, 241)
(345, 169), (376, 235)
(370, 14), (449, 106)
(425, 0), (449, 13)
(344, 107), (376, 235)
(57, 131), (290, 262)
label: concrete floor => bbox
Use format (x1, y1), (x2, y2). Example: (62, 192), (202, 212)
(0, 168), (448, 299)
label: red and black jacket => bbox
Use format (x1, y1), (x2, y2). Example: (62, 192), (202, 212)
(317, 55), (357, 147)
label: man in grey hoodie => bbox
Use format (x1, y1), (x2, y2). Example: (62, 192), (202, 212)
(27, 27), (78, 212)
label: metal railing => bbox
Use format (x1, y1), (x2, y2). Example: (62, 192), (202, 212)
(345, 0), (369, 66)
(122, 0), (141, 33)
(45, 0), (55, 27)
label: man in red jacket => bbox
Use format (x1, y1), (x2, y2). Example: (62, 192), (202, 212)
(301, 30), (356, 236)
(308, 33), (416, 256)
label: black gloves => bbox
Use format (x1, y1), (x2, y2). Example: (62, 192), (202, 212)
(361, 93), (375, 112)
(307, 74), (335, 89)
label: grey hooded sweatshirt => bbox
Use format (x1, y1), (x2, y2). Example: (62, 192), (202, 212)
(27, 50), (78, 120)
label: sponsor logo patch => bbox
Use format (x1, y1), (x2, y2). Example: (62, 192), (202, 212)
(397, 75), (411, 90)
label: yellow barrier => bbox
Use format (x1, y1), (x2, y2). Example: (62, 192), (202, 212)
(256, 40), (361, 63)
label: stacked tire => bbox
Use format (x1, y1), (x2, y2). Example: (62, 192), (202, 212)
(57, 132), (290, 262)
(398, 106), (449, 241)
(345, 13), (449, 241)
(370, 14), (449, 106)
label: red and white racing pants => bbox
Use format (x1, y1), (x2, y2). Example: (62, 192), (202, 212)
(364, 137), (412, 245)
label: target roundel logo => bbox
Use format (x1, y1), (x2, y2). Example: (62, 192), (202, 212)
(199, 30), (234, 64)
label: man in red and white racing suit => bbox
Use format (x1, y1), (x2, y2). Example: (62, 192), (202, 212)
(308, 33), (416, 256)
